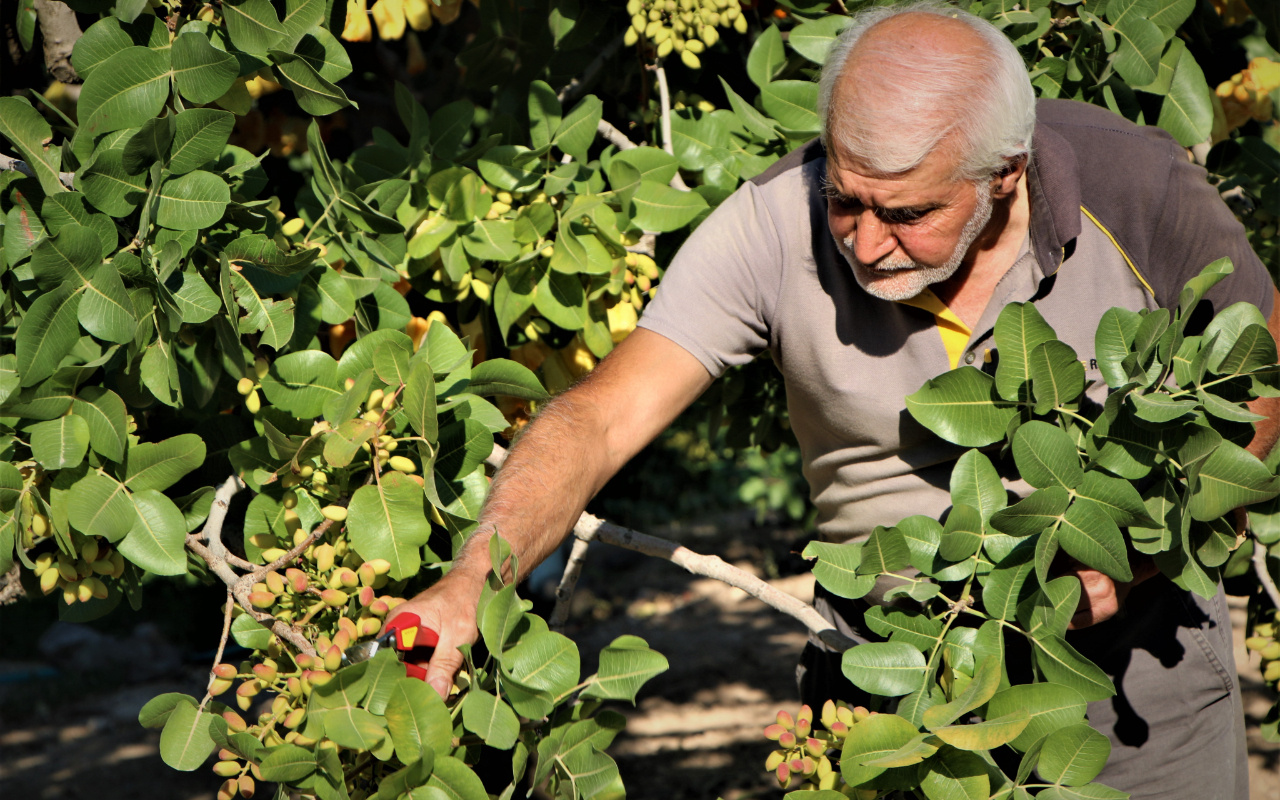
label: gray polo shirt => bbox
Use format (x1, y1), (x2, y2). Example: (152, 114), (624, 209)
(638, 99), (1274, 544)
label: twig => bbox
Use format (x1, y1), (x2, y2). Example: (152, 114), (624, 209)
(33, 0), (81, 84)
(654, 63), (675, 159)
(199, 586), (235, 713)
(558, 32), (626, 103)
(597, 120), (638, 151)
(484, 444), (855, 651)
(1254, 538), (1280, 610)
(0, 153), (75, 189)
(549, 534), (593, 631)
(649, 64), (691, 191)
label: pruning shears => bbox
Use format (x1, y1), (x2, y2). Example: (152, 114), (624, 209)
(343, 612), (438, 681)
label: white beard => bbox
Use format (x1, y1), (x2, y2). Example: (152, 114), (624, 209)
(837, 183), (994, 302)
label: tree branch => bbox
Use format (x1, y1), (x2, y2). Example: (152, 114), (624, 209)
(0, 153), (75, 189)
(485, 445), (855, 651)
(33, 0), (81, 84)
(1254, 538), (1280, 610)
(597, 119), (638, 151)
(186, 476), (317, 657)
(198, 586), (235, 713)
(549, 533), (593, 632)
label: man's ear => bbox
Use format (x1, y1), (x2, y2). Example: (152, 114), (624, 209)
(990, 153), (1028, 198)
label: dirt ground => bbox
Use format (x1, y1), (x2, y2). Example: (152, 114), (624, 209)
(1, 514), (1277, 800)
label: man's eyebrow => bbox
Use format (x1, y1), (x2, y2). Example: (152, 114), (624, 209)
(819, 176), (941, 214)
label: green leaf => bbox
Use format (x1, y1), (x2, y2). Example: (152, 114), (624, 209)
(29, 415), (91, 470)
(986, 682), (1088, 751)
(582, 635), (670, 703)
(552, 95), (602, 162)
(0, 97), (67, 195)
(760, 80), (821, 133)
(385, 677), (453, 763)
(222, 0), (285, 55)
(803, 539), (875, 599)
(1035, 785), (1130, 800)
(841, 642), (927, 697)
(931, 710), (1030, 751)
(172, 31), (238, 104)
(918, 748), (989, 800)
(271, 49), (355, 116)
(528, 80), (561, 150)
(787, 15), (854, 63)
(670, 109), (729, 172)
(82, 263), (138, 343)
(611, 147), (679, 185)
(839, 712), (919, 787)
(425, 756), (488, 800)
(347, 473), (433, 579)
(260, 350), (341, 418)
(139, 693), (195, 729)
(78, 148), (147, 216)
(173, 269), (222, 324)
(864, 607), (944, 652)
(981, 550), (1036, 620)
(990, 487), (1069, 538)
(258, 743), (317, 782)
(77, 47), (171, 137)
(501, 630), (580, 698)
(1095, 307), (1142, 388)
(156, 171), (230, 231)
(747, 25), (786, 88)
(1177, 257), (1233, 324)
(403, 363), (438, 442)
(169, 109), (236, 175)
(1204, 302), (1269, 373)
(861, 525), (913, 573)
(1012, 421), (1083, 490)
(1074, 472), (1158, 528)
(631, 180), (709, 232)
(72, 17), (135, 80)
(1156, 41), (1214, 146)
(1032, 635), (1115, 701)
(126, 434), (206, 492)
(462, 219), (520, 261)
(31, 223), (100, 291)
(17, 284), (82, 387)
(1188, 439), (1280, 521)
(923, 655), (1004, 731)
(906, 368), (1016, 447)
(293, 27), (352, 82)
(119, 490), (188, 576)
(1058, 500), (1132, 581)
(461, 688), (520, 750)
(68, 472), (137, 541)
(1216, 323), (1276, 376)
(225, 234), (319, 276)
(158, 702), (218, 771)
(468, 359), (548, 401)
(1111, 12), (1162, 86)
(73, 387), (128, 462)
(534, 268), (589, 331)
(1029, 340), (1085, 414)
(718, 77), (778, 141)
(1037, 723), (1110, 787)
(950, 449), (1007, 523)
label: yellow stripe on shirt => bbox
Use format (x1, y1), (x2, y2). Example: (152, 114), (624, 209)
(898, 288), (972, 370)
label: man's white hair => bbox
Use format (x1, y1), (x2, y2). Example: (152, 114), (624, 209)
(817, 1), (1036, 181)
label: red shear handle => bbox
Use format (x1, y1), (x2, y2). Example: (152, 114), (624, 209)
(384, 612), (439, 681)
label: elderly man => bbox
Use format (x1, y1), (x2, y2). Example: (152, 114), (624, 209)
(390, 3), (1279, 796)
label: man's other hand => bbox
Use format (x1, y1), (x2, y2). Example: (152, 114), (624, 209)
(1064, 555), (1159, 629)
(382, 571), (484, 699)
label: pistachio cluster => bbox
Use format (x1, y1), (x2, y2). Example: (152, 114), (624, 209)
(1246, 610), (1280, 685)
(762, 701), (876, 796)
(624, 0), (747, 69)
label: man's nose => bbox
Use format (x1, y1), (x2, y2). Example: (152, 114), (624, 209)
(851, 211), (897, 264)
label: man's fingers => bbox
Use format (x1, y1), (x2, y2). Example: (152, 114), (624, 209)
(1066, 567), (1119, 630)
(425, 638), (466, 699)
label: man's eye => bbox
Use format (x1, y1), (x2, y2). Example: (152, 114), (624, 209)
(829, 194), (860, 211)
(879, 208), (928, 225)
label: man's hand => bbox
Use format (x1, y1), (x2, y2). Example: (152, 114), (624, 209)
(383, 569), (484, 699)
(1063, 555), (1159, 629)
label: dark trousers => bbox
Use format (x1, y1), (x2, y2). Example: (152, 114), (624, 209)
(797, 578), (1249, 800)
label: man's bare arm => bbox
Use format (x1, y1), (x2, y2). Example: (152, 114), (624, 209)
(387, 328), (713, 697)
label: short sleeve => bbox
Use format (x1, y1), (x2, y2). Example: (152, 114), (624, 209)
(1148, 139), (1274, 324)
(636, 180), (785, 376)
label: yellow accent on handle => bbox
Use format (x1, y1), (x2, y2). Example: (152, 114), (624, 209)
(399, 627), (418, 649)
